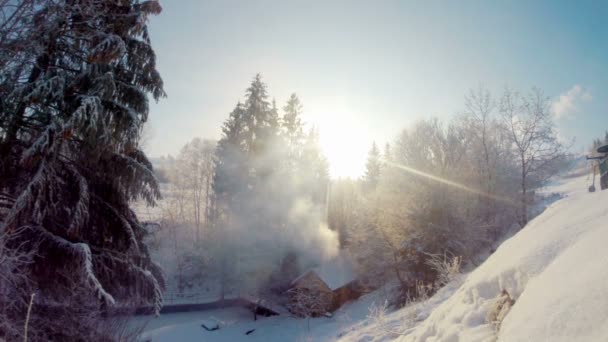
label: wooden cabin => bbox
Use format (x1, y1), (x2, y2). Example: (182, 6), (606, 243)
(288, 253), (360, 316)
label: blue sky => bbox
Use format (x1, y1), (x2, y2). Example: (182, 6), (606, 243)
(146, 0), (608, 177)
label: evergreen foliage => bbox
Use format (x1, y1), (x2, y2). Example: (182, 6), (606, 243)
(211, 74), (330, 296)
(363, 142), (381, 192)
(0, 0), (166, 338)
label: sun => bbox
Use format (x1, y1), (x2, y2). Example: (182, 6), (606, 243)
(305, 99), (371, 179)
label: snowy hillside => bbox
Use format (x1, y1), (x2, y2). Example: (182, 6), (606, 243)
(340, 174), (608, 342)
(138, 174), (608, 342)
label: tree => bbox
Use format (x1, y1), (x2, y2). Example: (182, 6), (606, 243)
(243, 73), (275, 158)
(212, 103), (246, 219)
(299, 127), (330, 204)
(463, 86), (496, 220)
(210, 77), (334, 297)
(171, 138), (215, 244)
(385, 119), (475, 280)
(211, 75), (287, 297)
(363, 142), (381, 192)
(499, 88), (566, 225)
(0, 1), (165, 338)
(211, 103), (247, 299)
(328, 179), (360, 248)
(383, 142), (392, 162)
(282, 93), (305, 171)
(286, 284), (332, 330)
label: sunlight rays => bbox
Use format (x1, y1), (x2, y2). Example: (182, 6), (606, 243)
(382, 159), (518, 206)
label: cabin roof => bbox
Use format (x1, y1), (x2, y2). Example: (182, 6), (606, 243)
(292, 253), (355, 291)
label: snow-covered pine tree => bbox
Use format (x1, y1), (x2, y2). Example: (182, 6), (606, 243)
(383, 142), (391, 163)
(0, 0), (165, 338)
(363, 141), (381, 192)
(243, 74), (271, 155)
(299, 127), (329, 204)
(282, 93), (305, 172)
(212, 102), (247, 221)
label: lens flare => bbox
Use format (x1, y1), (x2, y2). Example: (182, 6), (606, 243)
(382, 159), (518, 206)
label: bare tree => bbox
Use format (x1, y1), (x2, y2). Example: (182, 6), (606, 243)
(286, 284), (332, 331)
(170, 138), (215, 245)
(499, 88), (566, 225)
(464, 86), (497, 220)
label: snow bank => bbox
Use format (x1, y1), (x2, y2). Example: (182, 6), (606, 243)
(347, 175), (608, 342)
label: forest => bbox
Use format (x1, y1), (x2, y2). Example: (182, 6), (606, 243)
(1, 1), (602, 342)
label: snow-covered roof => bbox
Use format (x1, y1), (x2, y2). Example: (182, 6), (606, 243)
(292, 253), (356, 291)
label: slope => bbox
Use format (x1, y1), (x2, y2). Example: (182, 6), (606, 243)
(342, 174), (608, 342)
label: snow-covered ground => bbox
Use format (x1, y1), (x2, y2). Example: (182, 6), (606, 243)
(139, 174), (608, 341)
(341, 174), (608, 342)
(138, 287), (394, 341)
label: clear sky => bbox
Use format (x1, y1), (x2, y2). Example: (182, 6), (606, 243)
(146, 0), (608, 178)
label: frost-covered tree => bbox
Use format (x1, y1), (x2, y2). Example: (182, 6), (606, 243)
(383, 142), (392, 162)
(210, 76), (333, 297)
(354, 118), (488, 299)
(363, 141), (381, 192)
(0, 0), (165, 338)
(299, 127), (329, 204)
(243, 73), (277, 157)
(463, 86), (497, 218)
(460, 86), (521, 237)
(282, 93), (305, 171)
(286, 283), (332, 327)
(212, 103), (246, 220)
(170, 138), (215, 244)
(499, 88), (566, 225)
(328, 178), (360, 248)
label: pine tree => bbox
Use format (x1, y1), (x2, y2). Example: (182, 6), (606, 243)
(212, 75), (283, 225)
(363, 142), (381, 192)
(210, 102), (248, 299)
(212, 103), (247, 217)
(384, 142), (392, 163)
(282, 93), (305, 169)
(243, 74), (271, 155)
(211, 78), (332, 295)
(0, 1), (165, 338)
(299, 127), (330, 204)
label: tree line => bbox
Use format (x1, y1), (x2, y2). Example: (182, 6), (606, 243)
(331, 86), (568, 304)
(158, 84), (569, 310)
(153, 74), (332, 300)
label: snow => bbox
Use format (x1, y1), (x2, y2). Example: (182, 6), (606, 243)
(293, 253), (356, 291)
(341, 174), (608, 342)
(137, 291), (386, 342)
(138, 174), (608, 341)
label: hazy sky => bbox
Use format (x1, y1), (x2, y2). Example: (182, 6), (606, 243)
(146, 0), (608, 177)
